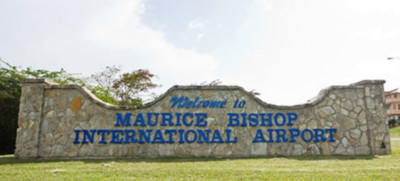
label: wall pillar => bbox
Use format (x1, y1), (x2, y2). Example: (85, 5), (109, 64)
(14, 79), (46, 158)
(356, 80), (391, 154)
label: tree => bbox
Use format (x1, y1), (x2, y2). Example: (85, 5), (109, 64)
(88, 66), (159, 107)
(248, 89), (261, 97)
(192, 79), (261, 97)
(0, 59), (83, 154)
(0, 60), (159, 154)
(113, 69), (158, 106)
(87, 66), (121, 105)
(198, 79), (222, 86)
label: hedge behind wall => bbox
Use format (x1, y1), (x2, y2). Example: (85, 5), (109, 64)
(0, 97), (19, 154)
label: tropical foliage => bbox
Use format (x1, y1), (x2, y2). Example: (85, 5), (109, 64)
(0, 59), (158, 154)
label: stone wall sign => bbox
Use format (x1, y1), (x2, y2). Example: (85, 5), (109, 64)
(15, 79), (391, 158)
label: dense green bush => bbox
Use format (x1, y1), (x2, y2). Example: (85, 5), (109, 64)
(0, 59), (84, 154)
(0, 98), (19, 154)
(389, 119), (396, 128)
(0, 59), (158, 154)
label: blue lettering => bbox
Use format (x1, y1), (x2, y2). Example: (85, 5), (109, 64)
(248, 113), (258, 126)
(185, 97), (191, 108)
(139, 129), (152, 143)
(301, 129), (313, 142)
(208, 101), (218, 108)
(161, 113), (173, 126)
(227, 113), (240, 126)
(211, 130), (224, 143)
(152, 130), (166, 143)
(287, 113), (298, 126)
(115, 113), (132, 126)
(110, 130), (124, 144)
(170, 96), (184, 108)
(260, 113), (273, 126)
(185, 129), (197, 143)
(267, 129), (274, 142)
(182, 112), (194, 126)
(326, 128), (337, 142)
(170, 96), (227, 109)
(289, 128), (300, 142)
(274, 113), (286, 126)
(124, 129), (137, 143)
(225, 129), (237, 143)
(175, 113), (182, 126)
(178, 129), (185, 143)
(147, 113), (158, 126)
(241, 113), (247, 127)
(82, 129), (96, 144)
(275, 129), (288, 143)
(195, 113), (208, 127)
(220, 100), (227, 108)
(193, 97), (200, 108)
(314, 128), (327, 142)
(202, 101), (210, 108)
(253, 129), (267, 143)
(197, 129), (210, 143)
(133, 113), (146, 126)
(97, 129), (110, 144)
(164, 129), (177, 143)
(73, 130), (80, 144)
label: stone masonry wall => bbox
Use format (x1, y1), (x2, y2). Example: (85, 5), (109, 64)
(15, 79), (391, 158)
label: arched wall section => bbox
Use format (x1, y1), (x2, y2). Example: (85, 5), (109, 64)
(15, 79), (391, 158)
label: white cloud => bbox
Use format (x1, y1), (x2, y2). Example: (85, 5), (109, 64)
(2, 0), (400, 106)
(216, 0), (400, 105)
(187, 20), (205, 30)
(196, 33), (205, 41)
(357, 28), (400, 42)
(346, 0), (400, 14)
(84, 0), (218, 86)
(255, 0), (273, 12)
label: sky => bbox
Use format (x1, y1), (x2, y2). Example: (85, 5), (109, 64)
(1, 0), (400, 105)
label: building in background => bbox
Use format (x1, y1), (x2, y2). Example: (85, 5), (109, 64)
(385, 88), (400, 126)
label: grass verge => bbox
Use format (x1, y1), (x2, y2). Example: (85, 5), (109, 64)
(0, 142), (400, 180)
(390, 126), (400, 138)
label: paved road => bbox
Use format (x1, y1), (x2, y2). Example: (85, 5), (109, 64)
(391, 138), (400, 141)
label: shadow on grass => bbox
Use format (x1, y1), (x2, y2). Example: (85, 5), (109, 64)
(0, 154), (378, 165)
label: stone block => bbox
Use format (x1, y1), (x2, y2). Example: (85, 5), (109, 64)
(350, 129), (361, 139)
(316, 106), (335, 117)
(355, 146), (370, 155)
(251, 143), (267, 156)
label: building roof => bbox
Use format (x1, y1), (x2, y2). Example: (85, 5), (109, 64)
(385, 88), (399, 95)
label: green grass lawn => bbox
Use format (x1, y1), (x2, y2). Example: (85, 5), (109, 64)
(1, 142), (400, 181)
(390, 126), (400, 138)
